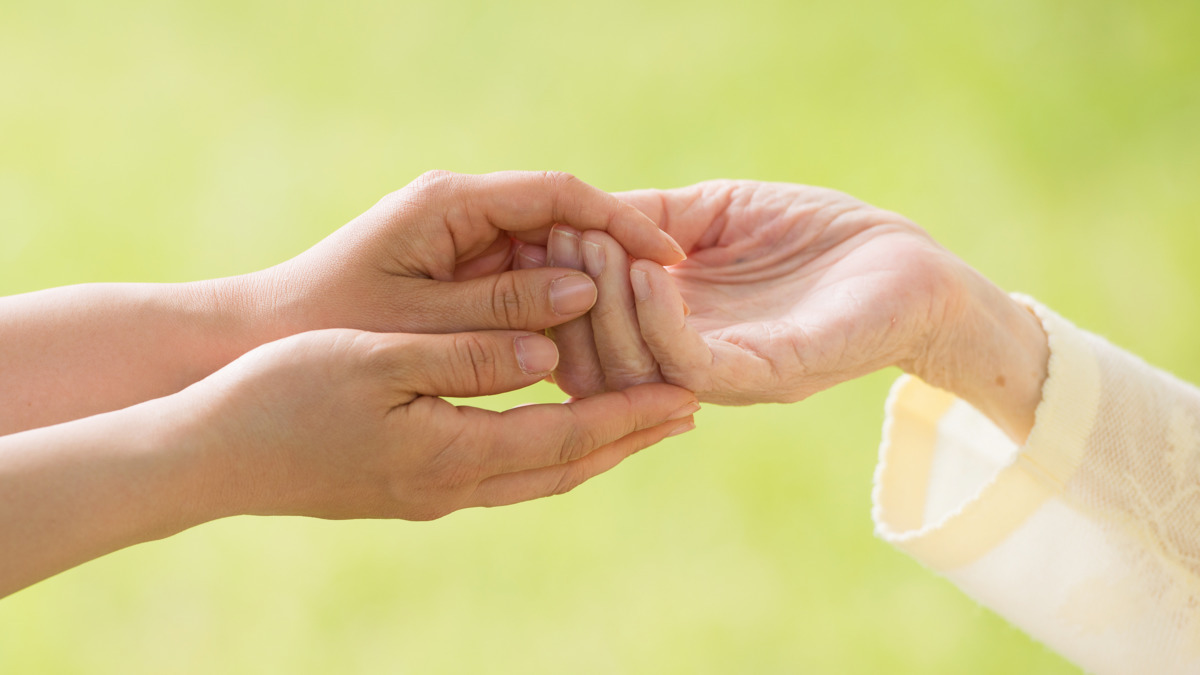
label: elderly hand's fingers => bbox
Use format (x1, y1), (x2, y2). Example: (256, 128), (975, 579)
(469, 415), (695, 508)
(581, 230), (663, 390)
(627, 260), (712, 394)
(514, 242), (547, 270)
(418, 170), (686, 266)
(375, 330), (561, 399)
(629, 260), (773, 402)
(470, 382), (698, 476)
(395, 267), (597, 333)
(546, 225), (607, 397)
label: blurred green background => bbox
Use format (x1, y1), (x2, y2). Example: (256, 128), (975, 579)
(2, 0), (1198, 672)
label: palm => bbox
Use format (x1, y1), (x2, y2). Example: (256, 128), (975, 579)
(620, 181), (961, 404)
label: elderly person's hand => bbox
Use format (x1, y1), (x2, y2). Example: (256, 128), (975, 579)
(541, 180), (1048, 442)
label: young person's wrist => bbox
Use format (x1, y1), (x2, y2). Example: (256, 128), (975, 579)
(177, 269), (309, 362)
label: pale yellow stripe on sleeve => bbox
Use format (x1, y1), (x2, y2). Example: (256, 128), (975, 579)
(874, 377), (1058, 570)
(874, 377), (956, 532)
(873, 296), (1101, 572)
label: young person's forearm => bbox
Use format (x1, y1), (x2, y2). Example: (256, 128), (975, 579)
(0, 274), (282, 435)
(0, 395), (223, 598)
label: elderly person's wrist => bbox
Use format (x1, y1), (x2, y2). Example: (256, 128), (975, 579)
(905, 264), (1049, 443)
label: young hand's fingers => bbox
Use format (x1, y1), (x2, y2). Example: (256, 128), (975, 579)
(376, 330), (560, 398)
(581, 230), (663, 391)
(397, 267), (597, 333)
(546, 225), (606, 398)
(474, 382), (698, 476)
(469, 415), (696, 508)
(414, 170), (686, 265)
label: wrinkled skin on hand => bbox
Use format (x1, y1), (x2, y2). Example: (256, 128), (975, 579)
(539, 180), (969, 405)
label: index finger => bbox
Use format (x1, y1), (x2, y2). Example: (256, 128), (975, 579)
(611, 184), (719, 252)
(431, 171), (687, 265)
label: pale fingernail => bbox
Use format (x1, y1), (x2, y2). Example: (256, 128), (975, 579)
(549, 226), (582, 268)
(549, 274), (597, 315)
(514, 334), (559, 375)
(662, 232), (687, 260)
(630, 268), (652, 302)
(582, 241), (605, 278)
(668, 401), (701, 420)
(518, 245), (546, 268)
(666, 420), (696, 437)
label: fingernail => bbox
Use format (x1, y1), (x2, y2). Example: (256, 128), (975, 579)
(548, 226), (582, 269)
(662, 232), (687, 260)
(668, 401), (700, 420)
(514, 334), (559, 375)
(549, 274), (597, 315)
(666, 420), (696, 437)
(630, 268), (652, 302)
(518, 245), (546, 268)
(582, 241), (605, 278)
(682, 299), (691, 317)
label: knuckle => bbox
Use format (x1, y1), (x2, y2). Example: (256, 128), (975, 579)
(416, 169), (456, 187)
(557, 416), (600, 464)
(587, 298), (621, 323)
(604, 364), (663, 391)
(604, 199), (632, 231)
(550, 468), (586, 497)
(540, 170), (578, 189)
(378, 170), (460, 211)
(451, 333), (498, 392)
(540, 171), (583, 223)
(489, 274), (531, 327)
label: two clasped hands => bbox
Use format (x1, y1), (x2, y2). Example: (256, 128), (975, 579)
(0, 170), (1049, 597)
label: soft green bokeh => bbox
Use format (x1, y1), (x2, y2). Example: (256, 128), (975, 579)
(2, 0), (1198, 672)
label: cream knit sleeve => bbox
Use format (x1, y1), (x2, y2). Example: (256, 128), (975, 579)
(872, 295), (1200, 675)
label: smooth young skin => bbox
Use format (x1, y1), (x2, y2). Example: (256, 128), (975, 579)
(542, 180), (1049, 442)
(0, 328), (697, 598)
(0, 170), (686, 436)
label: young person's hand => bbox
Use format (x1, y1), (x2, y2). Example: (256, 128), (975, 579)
(0, 327), (698, 597)
(187, 328), (697, 520)
(258, 170), (686, 336)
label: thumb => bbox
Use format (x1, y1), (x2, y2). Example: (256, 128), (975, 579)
(382, 331), (561, 398)
(401, 268), (598, 332)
